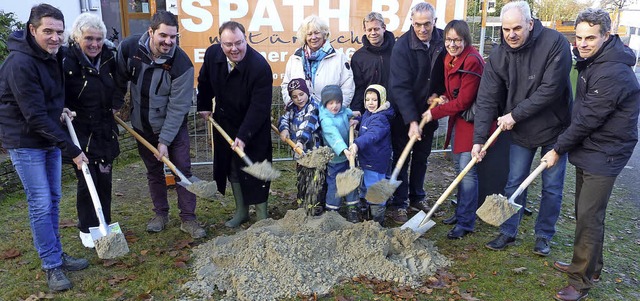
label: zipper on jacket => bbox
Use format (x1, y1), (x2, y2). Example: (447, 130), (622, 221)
(155, 69), (165, 95)
(77, 79), (88, 99)
(85, 132), (93, 153)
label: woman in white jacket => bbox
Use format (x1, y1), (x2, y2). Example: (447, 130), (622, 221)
(281, 15), (355, 107)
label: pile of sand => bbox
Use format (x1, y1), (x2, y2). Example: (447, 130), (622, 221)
(182, 209), (450, 300)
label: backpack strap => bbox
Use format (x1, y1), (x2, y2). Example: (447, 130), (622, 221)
(457, 52), (483, 78)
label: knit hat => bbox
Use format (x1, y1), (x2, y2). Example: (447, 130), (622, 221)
(287, 78), (310, 98)
(365, 84), (387, 109)
(321, 85), (343, 107)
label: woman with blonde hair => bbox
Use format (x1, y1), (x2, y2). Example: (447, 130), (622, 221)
(281, 15), (354, 108)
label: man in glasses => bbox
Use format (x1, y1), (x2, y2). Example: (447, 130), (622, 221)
(472, 1), (572, 256)
(116, 11), (206, 239)
(196, 21), (273, 228)
(387, 2), (446, 224)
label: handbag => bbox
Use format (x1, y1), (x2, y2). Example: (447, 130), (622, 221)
(455, 53), (484, 122)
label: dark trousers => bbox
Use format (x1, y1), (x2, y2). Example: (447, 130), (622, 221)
(135, 123), (197, 221)
(75, 162), (112, 233)
(568, 167), (617, 291)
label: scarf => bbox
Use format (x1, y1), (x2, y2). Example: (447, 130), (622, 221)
(302, 40), (332, 85)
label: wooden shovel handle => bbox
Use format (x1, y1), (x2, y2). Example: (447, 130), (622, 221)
(348, 124), (356, 168)
(114, 115), (190, 183)
(508, 161), (547, 203)
(270, 124), (304, 155)
(208, 116), (253, 166)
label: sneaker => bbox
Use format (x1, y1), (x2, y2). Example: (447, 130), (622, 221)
(410, 199), (432, 212)
(346, 206), (363, 223)
(391, 208), (409, 224)
(61, 253), (89, 271)
(485, 233), (516, 251)
(146, 215), (169, 232)
(79, 231), (94, 248)
(533, 237), (551, 256)
(45, 267), (72, 292)
(180, 220), (206, 239)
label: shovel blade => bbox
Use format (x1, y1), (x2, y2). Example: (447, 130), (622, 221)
(476, 194), (523, 227)
(400, 210), (436, 236)
(365, 179), (401, 204)
(89, 222), (122, 242)
(336, 168), (363, 197)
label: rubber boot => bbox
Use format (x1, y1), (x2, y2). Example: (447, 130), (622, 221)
(256, 201), (268, 221)
(225, 183), (249, 228)
(346, 205), (362, 223)
(370, 204), (386, 226)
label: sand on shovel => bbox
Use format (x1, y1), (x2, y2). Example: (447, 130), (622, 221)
(476, 194), (521, 226)
(94, 232), (129, 259)
(336, 167), (363, 197)
(186, 180), (218, 200)
(366, 179), (402, 204)
(183, 209), (450, 301)
(297, 146), (333, 169)
(242, 160), (281, 181)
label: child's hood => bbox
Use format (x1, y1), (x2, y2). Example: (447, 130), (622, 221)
(365, 84), (388, 110)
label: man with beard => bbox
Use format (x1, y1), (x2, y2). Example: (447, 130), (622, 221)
(350, 11), (395, 115)
(197, 21), (273, 228)
(116, 11), (206, 239)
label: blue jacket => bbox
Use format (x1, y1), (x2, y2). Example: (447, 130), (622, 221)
(354, 90), (394, 174)
(319, 105), (353, 164)
(0, 29), (81, 158)
(278, 96), (322, 151)
(555, 35), (640, 177)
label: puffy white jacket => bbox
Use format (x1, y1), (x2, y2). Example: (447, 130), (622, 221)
(281, 47), (354, 108)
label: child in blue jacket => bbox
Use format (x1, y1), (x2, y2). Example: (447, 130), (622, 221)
(319, 85), (361, 223)
(349, 84), (394, 225)
(278, 78), (324, 214)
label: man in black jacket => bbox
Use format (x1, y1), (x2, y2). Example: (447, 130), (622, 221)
(472, 1), (572, 255)
(351, 11), (395, 114)
(197, 21), (273, 228)
(0, 4), (89, 292)
(388, 2), (445, 224)
(542, 8), (640, 301)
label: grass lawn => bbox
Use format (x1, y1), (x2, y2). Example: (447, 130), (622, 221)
(0, 150), (638, 301)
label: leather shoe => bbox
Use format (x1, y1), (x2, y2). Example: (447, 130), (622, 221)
(442, 215), (457, 225)
(447, 226), (470, 239)
(554, 285), (588, 301)
(553, 261), (601, 282)
(485, 233), (516, 251)
(533, 237), (551, 256)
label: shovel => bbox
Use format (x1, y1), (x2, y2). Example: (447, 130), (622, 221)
(270, 122), (333, 169)
(336, 124), (363, 197)
(64, 114), (129, 259)
(209, 116), (281, 181)
(114, 115), (217, 199)
(270, 123), (304, 156)
(402, 127), (503, 236)
(366, 101), (440, 204)
(477, 161), (546, 226)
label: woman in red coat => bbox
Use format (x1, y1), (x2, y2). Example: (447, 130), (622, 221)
(422, 20), (484, 239)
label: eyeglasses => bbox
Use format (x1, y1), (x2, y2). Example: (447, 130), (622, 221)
(412, 22), (433, 29)
(445, 38), (463, 45)
(221, 39), (245, 49)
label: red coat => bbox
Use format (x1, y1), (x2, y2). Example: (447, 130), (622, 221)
(430, 46), (484, 153)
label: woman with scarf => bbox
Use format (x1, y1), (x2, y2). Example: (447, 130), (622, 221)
(281, 15), (355, 108)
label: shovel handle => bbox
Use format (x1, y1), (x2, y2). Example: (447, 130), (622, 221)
(418, 127), (503, 227)
(64, 115), (109, 236)
(348, 124), (356, 168)
(270, 124), (304, 155)
(114, 115), (192, 185)
(508, 161), (548, 203)
(208, 116), (254, 166)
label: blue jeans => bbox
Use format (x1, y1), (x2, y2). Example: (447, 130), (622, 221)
(325, 161), (358, 210)
(452, 151), (478, 231)
(500, 143), (567, 239)
(9, 148), (63, 270)
(360, 169), (387, 206)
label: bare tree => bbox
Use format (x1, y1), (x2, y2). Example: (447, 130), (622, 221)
(601, 0), (636, 33)
(532, 0), (593, 27)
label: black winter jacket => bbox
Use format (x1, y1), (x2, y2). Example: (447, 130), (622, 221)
(351, 31), (395, 114)
(555, 35), (640, 176)
(389, 26), (445, 132)
(0, 29), (81, 158)
(473, 19), (572, 148)
(63, 42), (122, 164)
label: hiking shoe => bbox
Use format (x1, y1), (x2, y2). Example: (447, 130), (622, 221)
(180, 220), (206, 239)
(346, 206), (363, 223)
(533, 237), (551, 256)
(391, 208), (409, 224)
(410, 200), (431, 212)
(146, 215), (169, 232)
(61, 253), (89, 271)
(485, 233), (516, 251)
(79, 231), (94, 248)
(45, 267), (72, 292)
